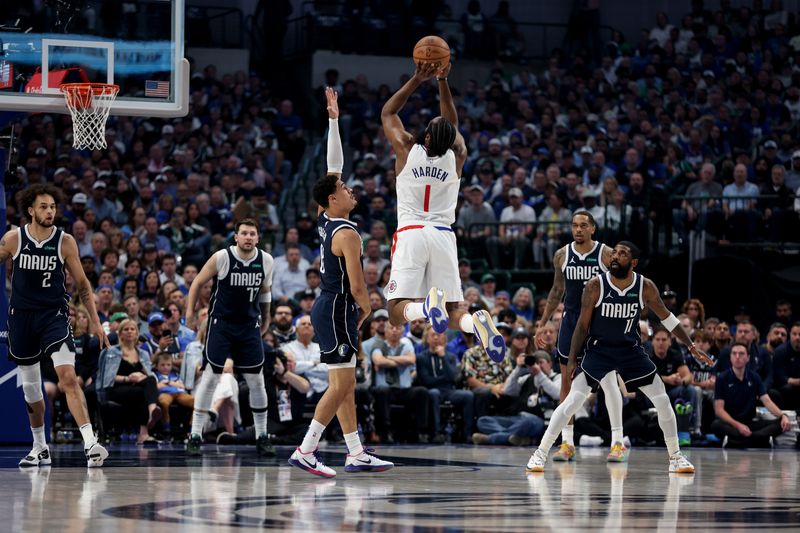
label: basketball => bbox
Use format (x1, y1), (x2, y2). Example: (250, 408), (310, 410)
(413, 35), (450, 67)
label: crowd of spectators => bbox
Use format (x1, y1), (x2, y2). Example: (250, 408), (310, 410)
(3, 1), (799, 448)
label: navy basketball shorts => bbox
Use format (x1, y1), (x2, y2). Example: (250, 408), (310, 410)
(578, 341), (657, 392)
(312, 292), (358, 368)
(7, 306), (74, 366)
(203, 317), (265, 373)
(557, 310), (579, 367)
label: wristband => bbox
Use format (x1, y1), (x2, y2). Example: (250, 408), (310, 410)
(259, 291), (272, 303)
(437, 77), (447, 81)
(661, 313), (680, 332)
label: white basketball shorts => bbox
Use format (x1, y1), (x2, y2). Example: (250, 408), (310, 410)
(385, 223), (463, 302)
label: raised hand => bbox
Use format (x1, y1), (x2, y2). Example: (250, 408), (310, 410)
(413, 62), (440, 82)
(325, 87), (339, 119)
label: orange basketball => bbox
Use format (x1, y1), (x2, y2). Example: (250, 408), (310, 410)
(413, 36), (450, 67)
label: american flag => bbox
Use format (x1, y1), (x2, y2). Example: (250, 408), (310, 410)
(0, 61), (12, 89)
(145, 80), (170, 97)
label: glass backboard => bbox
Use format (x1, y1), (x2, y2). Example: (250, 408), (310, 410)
(0, 0), (187, 117)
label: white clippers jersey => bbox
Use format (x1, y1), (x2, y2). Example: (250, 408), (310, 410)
(396, 144), (460, 226)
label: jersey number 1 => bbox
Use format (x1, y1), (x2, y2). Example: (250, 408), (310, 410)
(423, 185), (431, 212)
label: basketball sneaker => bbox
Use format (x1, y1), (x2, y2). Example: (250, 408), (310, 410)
(606, 442), (629, 463)
(85, 442), (109, 468)
(19, 445), (51, 467)
(256, 434), (276, 457)
(472, 310), (506, 362)
(526, 448), (548, 472)
(288, 447), (336, 478)
(423, 287), (449, 333)
(552, 442), (576, 461)
(668, 451), (695, 474)
(344, 449), (394, 473)
(186, 434), (203, 456)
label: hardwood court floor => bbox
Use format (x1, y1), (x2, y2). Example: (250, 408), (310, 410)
(0, 444), (798, 532)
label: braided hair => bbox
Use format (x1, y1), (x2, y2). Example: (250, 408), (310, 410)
(416, 117), (456, 157)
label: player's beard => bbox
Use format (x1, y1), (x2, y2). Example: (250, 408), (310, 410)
(35, 214), (54, 228)
(609, 262), (631, 279)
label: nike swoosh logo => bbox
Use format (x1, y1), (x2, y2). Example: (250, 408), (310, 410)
(357, 458), (372, 464)
(302, 457), (317, 469)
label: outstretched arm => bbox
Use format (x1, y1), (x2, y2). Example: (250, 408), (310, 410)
(325, 87), (343, 179)
(642, 278), (714, 366)
(567, 277), (600, 373)
(381, 63), (438, 172)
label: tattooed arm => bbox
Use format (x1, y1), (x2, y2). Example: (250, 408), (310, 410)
(0, 230), (19, 263)
(534, 246), (566, 348)
(566, 277), (600, 375)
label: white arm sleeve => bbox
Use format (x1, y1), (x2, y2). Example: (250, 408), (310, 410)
(327, 118), (343, 173)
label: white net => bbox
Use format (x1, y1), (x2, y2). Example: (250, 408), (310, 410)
(60, 83), (119, 150)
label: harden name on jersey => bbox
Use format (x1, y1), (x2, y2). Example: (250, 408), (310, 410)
(410, 165), (449, 181)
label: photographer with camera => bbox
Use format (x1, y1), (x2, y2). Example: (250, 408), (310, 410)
(471, 350), (559, 446)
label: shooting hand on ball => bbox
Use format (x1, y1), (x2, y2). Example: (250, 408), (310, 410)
(414, 62), (439, 82)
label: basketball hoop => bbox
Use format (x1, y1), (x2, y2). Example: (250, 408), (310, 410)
(60, 83), (119, 150)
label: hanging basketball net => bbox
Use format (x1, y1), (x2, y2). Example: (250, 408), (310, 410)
(60, 83), (119, 150)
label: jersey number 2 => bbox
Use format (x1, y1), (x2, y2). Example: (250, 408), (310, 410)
(42, 272), (51, 287)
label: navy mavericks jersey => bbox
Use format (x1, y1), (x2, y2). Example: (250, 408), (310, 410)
(562, 242), (607, 314)
(588, 272), (645, 348)
(209, 247), (273, 323)
(11, 225), (69, 311)
(317, 212), (361, 297)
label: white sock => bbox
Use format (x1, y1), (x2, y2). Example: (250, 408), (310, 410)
(79, 423), (96, 447)
(344, 431), (364, 456)
(253, 411), (268, 437)
(300, 419), (326, 454)
(404, 302), (426, 321)
(191, 411), (209, 437)
(459, 313), (475, 333)
(31, 426), (46, 448)
(562, 424), (574, 446)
